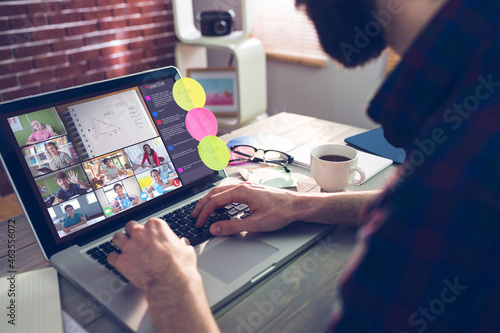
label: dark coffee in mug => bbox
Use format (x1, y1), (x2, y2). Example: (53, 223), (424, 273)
(319, 154), (351, 162)
(311, 144), (366, 191)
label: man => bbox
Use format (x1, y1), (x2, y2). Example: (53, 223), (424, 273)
(62, 204), (87, 234)
(108, 0), (500, 332)
(53, 170), (91, 205)
(110, 183), (139, 213)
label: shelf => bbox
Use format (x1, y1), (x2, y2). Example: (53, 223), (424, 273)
(26, 151), (47, 157)
(172, 0), (255, 45)
(174, 31), (249, 46)
(173, 0), (267, 131)
(175, 38), (267, 131)
(24, 143), (71, 158)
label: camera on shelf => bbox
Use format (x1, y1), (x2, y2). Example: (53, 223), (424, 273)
(197, 10), (235, 36)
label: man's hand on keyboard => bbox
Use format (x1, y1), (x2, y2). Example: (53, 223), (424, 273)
(107, 218), (220, 333)
(191, 182), (301, 236)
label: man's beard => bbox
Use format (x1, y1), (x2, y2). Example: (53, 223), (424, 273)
(297, 0), (388, 68)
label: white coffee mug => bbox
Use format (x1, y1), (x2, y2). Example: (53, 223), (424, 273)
(310, 144), (366, 192)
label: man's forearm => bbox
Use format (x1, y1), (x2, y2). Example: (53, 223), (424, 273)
(146, 274), (220, 333)
(295, 190), (380, 227)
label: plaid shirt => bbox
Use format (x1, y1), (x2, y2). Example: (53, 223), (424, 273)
(331, 1), (500, 332)
(111, 193), (137, 211)
(49, 151), (73, 169)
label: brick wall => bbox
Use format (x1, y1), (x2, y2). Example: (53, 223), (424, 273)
(0, 0), (177, 102)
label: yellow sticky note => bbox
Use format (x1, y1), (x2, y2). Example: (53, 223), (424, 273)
(198, 136), (230, 171)
(173, 78), (206, 111)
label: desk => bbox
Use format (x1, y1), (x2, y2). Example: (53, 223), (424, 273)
(0, 113), (396, 332)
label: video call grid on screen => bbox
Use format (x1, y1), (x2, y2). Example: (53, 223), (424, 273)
(5, 77), (214, 244)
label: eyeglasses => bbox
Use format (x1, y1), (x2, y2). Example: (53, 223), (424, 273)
(229, 145), (294, 172)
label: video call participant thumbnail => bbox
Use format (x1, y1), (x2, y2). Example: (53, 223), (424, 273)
(46, 141), (75, 170)
(145, 168), (174, 198)
(141, 144), (161, 168)
(98, 158), (126, 180)
(111, 183), (139, 213)
(26, 120), (59, 145)
(53, 171), (91, 205)
(62, 204), (87, 233)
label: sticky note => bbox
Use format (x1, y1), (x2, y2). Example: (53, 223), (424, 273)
(173, 78), (206, 111)
(198, 136), (230, 171)
(186, 108), (218, 141)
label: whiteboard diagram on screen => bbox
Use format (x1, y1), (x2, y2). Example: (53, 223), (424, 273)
(65, 89), (158, 159)
(91, 117), (121, 135)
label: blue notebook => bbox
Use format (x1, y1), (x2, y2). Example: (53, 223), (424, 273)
(344, 127), (406, 164)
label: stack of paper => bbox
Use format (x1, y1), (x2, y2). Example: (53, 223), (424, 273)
(0, 267), (63, 333)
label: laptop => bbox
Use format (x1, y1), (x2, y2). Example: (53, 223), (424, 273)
(0, 66), (335, 332)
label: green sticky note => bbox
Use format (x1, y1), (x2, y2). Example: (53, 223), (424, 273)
(198, 136), (230, 171)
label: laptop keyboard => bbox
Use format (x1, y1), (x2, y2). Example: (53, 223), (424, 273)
(85, 200), (251, 283)
(86, 241), (127, 282)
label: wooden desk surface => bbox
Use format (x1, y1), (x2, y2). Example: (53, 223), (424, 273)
(0, 112), (395, 332)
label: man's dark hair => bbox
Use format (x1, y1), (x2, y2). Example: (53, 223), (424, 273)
(64, 204), (73, 212)
(295, 0), (386, 67)
(54, 171), (67, 180)
(103, 157), (110, 164)
(113, 183), (123, 192)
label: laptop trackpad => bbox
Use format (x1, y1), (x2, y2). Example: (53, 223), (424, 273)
(198, 236), (278, 284)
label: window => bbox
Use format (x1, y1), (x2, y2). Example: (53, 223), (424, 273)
(64, 199), (81, 210)
(48, 207), (56, 219)
(125, 145), (143, 164)
(252, 0), (328, 67)
(104, 184), (120, 204)
(86, 193), (97, 205)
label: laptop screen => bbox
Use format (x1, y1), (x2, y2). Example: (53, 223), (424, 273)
(0, 67), (219, 250)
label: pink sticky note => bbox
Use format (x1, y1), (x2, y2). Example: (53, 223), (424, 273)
(185, 108), (218, 141)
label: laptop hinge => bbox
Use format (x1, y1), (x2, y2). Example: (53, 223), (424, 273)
(250, 264), (276, 284)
